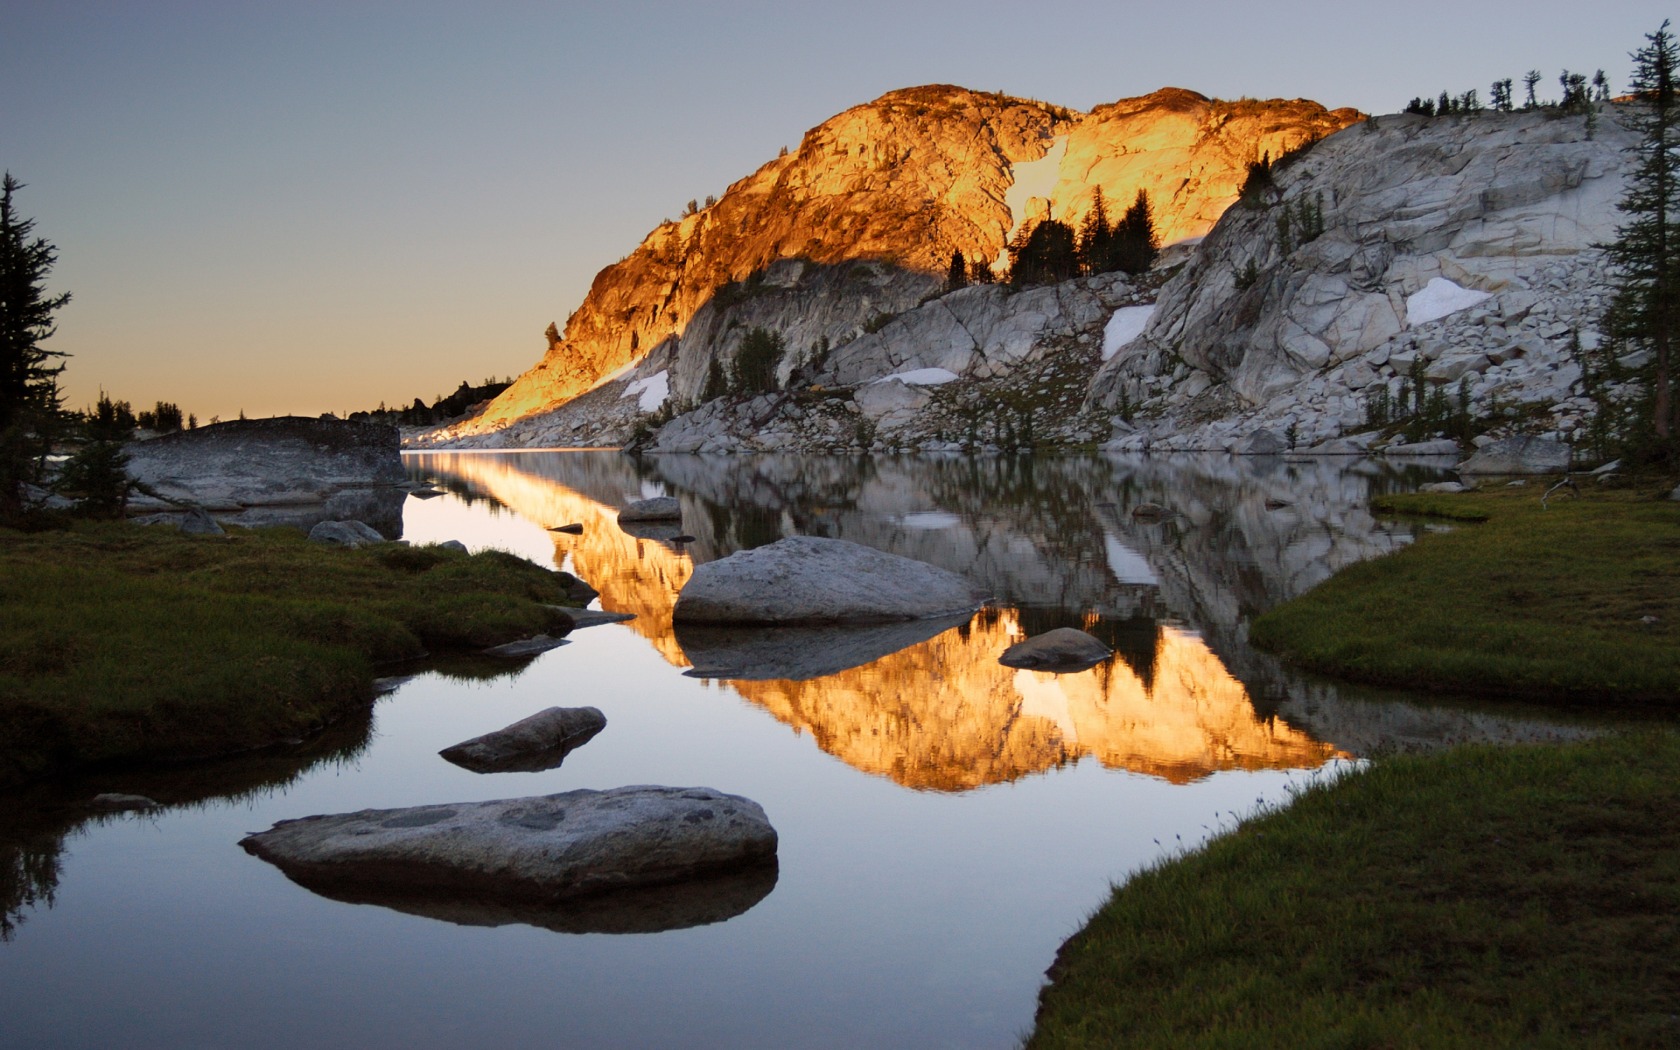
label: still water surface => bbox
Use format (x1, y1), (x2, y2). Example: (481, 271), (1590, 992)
(0, 452), (1586, 1049)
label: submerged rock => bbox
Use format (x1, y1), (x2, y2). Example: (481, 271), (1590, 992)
(998, 628), (1112, 673)
(240, 785), (778, 902)
(440, 706), (607, 773)
(672, 536), (987, 626)
(480, 633), (571, 659)
(89, 793), (160, 812)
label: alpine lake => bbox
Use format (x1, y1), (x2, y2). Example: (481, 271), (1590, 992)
(0, 451), (1603, 1049)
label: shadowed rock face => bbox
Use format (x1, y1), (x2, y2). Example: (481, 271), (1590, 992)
(240, 786), (778, 901)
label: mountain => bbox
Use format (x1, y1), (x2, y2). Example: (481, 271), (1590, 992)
(422, 85), (1357, 446)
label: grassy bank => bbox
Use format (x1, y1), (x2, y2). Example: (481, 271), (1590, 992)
(1250, 485), (1680, 703)
(1029, 731), (1680, 1048)
(0, 522), (579, 786)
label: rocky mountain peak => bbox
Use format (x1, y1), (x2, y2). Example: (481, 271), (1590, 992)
(449, 85), (1358, 438)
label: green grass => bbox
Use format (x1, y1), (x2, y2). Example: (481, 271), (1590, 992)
(1250, 485), (1680, 703)
(0, 522), (578, 786)
(1029, 731), (1680, 1048)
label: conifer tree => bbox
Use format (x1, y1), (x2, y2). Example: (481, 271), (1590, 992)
(1602, 21), (1680, 461)
(1078, 187), (1112, 273)
(1491, 78), (1514, 112)
(1523, 70), (1543, 108)
(0, 174), (71, 516)
(1113, 190), (1159, 276)
(947, 249), (967, 291)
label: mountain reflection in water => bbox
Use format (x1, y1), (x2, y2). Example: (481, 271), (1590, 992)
(406, 451), (1377, 790)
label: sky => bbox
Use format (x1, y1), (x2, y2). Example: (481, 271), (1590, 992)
(4, 1), (1674, 421)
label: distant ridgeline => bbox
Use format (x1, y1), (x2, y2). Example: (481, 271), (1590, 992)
(350, 378), (512, 428)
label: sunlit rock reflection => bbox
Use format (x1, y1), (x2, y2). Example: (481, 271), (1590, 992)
(728, 611), (1337, 790)
(406, 451), (1345, 790)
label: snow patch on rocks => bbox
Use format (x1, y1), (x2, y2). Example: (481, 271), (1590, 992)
(1102, 305), (1156, 361)
(622, 370), (670, 412)
(1406, 277), (1493, 327)
(873, 367), (960, 386)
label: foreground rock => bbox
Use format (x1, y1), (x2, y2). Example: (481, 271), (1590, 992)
(240, 786), (778, 902)
(998, 627), (1113, 673)
(1457, 436), (1572, 475)
(439, 707), (607, 773)
(672, 536), (987, 626)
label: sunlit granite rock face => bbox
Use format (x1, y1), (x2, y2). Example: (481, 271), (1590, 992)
(417, 86), (1355, 446)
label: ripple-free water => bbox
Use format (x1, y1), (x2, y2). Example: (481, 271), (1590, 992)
(0, 452), (1591, 1049)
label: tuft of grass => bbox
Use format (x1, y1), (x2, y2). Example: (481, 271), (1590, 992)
(0, 522), (579, 786)
(1029, 731), (1680, 1048)
(1251, 486), (1680, 704)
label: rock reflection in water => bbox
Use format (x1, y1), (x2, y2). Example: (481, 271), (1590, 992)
(727, 610), (1339, 790)
(268, 862), (778, 936)
(405, 451), (1351, 790)
(676, 613), (974, 681)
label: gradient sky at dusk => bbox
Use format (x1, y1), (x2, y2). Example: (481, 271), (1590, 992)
(5, 2), (1673, 420)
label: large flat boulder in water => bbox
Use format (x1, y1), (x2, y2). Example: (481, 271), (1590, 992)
(672, 536), (987, 626)
(439, 706), (606, 773)
(240, 786), (777, 901)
